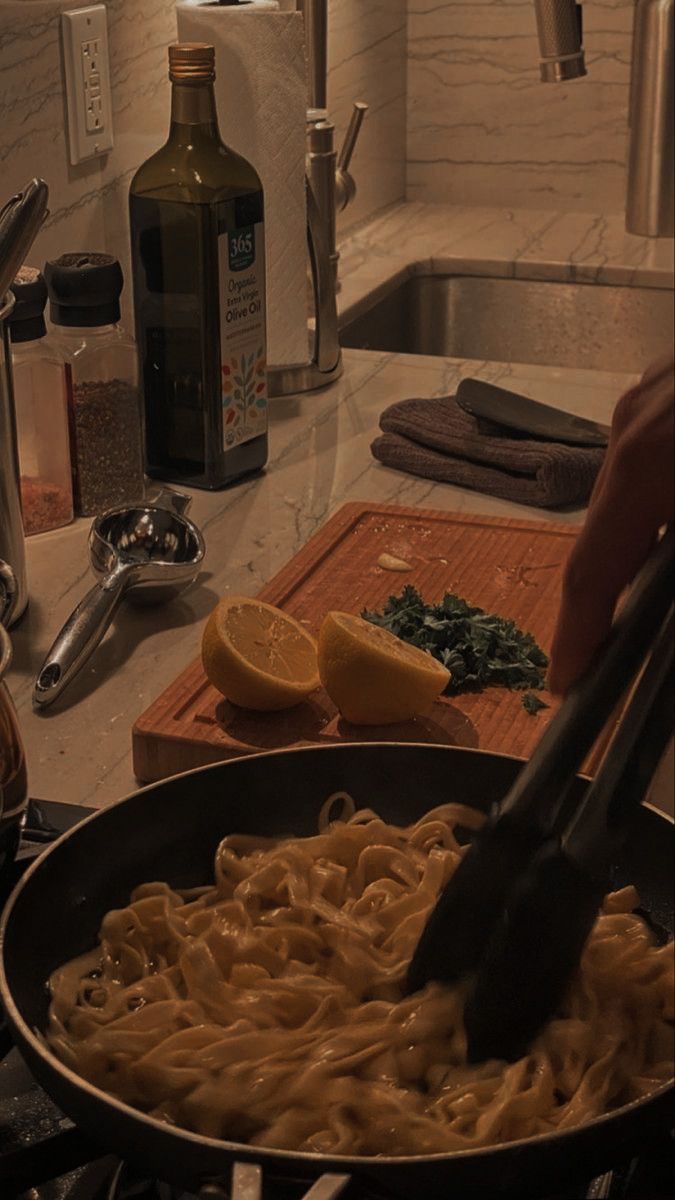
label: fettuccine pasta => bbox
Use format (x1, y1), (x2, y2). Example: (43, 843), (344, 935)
(46, 800), (674, 1155)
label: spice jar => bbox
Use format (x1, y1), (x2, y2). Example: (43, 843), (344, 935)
(45, 253), (145, 517)
(8, 268), (74, 536)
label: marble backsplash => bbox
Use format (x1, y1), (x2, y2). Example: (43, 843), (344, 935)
(0, 0), (645, 311)
(407, 0), (634, 214)
(0, 0), (175, 311)
(0, 0), (407, 317)
(329, 0), (406, 234)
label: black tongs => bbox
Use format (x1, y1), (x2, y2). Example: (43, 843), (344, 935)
(408, 529), (674, 1063)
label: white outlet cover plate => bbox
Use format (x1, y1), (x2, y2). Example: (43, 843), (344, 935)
(62, 5), (114, 165)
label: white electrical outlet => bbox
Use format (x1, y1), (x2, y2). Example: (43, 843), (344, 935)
(62, 6), (114, 165)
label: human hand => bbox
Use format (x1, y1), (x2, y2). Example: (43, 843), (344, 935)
(548, 356), (674, 696)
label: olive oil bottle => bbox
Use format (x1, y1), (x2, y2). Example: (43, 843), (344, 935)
(129, 43), (268, 490)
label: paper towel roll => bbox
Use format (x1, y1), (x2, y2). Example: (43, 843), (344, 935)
(177, 1), (308, 368)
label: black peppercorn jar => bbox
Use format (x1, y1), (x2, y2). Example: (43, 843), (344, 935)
(45, 253), (145, 517)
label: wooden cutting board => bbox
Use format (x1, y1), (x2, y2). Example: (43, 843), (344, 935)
(133, 502), (591, 784)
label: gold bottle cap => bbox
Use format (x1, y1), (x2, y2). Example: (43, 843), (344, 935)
(169, 43), (216, 83)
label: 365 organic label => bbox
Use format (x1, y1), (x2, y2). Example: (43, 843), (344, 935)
(218, 222), (267, 451)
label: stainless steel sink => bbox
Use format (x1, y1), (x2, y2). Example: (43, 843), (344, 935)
(340, 275), (674, 374)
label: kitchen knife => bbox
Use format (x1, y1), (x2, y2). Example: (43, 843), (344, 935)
(456, 378), (611, 448)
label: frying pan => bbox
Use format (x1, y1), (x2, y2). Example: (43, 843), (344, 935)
(0, 744), (673, 1199)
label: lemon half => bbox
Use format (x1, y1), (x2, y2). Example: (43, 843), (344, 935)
(318, 611), (450, 725)
(202, 597), (320, 711)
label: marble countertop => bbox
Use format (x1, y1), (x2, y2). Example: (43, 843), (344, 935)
(6, 202), (674, 813)
(338, 201), (675, 320)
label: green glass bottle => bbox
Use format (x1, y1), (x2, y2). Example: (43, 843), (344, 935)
(129, 42), (268, 490)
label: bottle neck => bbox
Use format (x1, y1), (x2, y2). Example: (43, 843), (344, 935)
(169, 81), (220, 144)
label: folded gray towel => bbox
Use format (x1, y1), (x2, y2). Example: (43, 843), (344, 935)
(372, 395), (605, 509)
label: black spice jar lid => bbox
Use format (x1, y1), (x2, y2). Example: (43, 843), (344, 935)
(44, 253), (124, 328)
(8, 266), (48, 343)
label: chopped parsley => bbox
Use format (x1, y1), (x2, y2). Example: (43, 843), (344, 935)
(363, 586), (550, 711)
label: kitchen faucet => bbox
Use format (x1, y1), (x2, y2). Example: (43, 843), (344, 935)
(299, 0), (368, 288)
(267, 0), (367, 398)
(533, 0), (587, 80)
(533, 0), (674, 237)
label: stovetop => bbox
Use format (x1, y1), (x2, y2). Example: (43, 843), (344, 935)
(1, 800), (673, 1200)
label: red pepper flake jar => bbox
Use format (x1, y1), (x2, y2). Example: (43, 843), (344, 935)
(8, 268), (74, 536)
